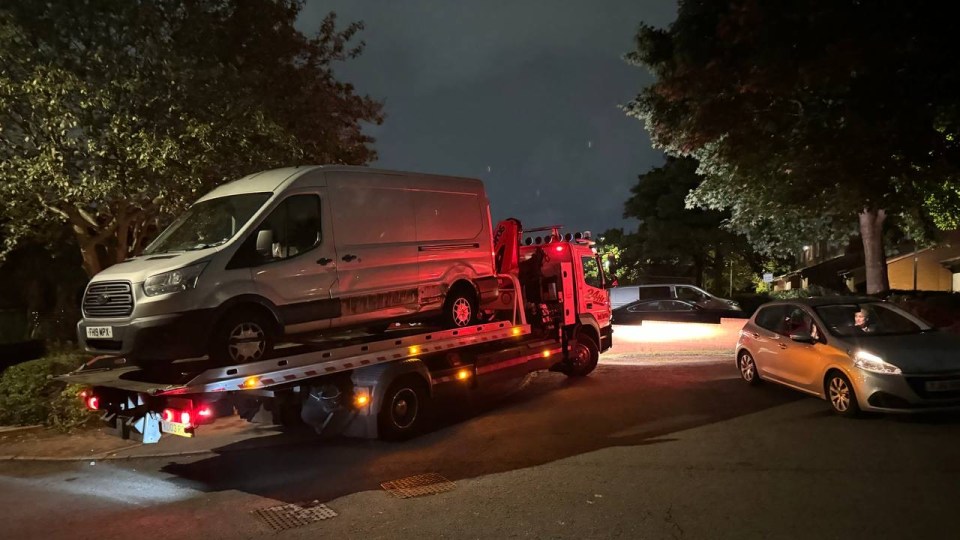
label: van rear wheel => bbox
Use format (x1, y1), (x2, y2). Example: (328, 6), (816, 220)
(210, 309), (275, 365)
(442, 286), (477, 328)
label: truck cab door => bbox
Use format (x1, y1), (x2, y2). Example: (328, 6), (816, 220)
(575, 251), (611, 326)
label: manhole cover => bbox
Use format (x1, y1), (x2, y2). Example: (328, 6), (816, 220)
(252, 501), (337, 531)
(381, 472), (456, 499)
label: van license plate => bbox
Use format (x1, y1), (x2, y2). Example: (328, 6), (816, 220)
(85, 326), (113, 339)
(925, 380), (960, 392)
(160, 420), (193, 438)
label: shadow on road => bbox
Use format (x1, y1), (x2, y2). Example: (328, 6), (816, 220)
(161, 363), (801, 504)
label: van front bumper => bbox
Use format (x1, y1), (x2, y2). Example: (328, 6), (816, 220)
(78, 310), (214, 362)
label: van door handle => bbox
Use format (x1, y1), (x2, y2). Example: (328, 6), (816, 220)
(341, 254), (358, 262)
(778, 343), (788, 350)
(316, 257), (333, 266)
(751, 332), (760, 338)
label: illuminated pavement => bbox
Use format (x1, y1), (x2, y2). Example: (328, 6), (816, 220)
(1, 350), (958, 539)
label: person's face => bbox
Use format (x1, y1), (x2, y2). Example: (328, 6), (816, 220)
(855, 311), (866, 326)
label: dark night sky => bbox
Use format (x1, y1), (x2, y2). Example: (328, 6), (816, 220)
(298, 1), (677, 235)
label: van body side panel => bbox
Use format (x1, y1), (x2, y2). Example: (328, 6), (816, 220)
(414, 178), (495, 301)
(326, 171), (421, 321)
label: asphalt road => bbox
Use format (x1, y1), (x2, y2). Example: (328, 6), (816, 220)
(2, 354), (959, 539)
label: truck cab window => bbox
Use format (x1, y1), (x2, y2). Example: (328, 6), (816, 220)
(581, 255), (603, 289)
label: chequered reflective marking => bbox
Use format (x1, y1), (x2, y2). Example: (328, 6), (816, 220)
(381, 473), (456, 499)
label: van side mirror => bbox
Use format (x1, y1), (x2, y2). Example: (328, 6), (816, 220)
(255, 229), (274, 256)
(789, 332), (816, 344)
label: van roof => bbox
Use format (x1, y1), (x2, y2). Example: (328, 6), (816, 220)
(198, 166), (483, 202)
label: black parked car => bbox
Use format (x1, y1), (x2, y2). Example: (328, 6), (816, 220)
(612, 299), (747, 325)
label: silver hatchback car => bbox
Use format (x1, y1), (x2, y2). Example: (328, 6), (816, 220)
(736, 297), (960, 416)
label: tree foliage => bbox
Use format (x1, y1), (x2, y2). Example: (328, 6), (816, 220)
(0, 0), (383, 276)
(624, 0), (960, 293)
(622, 157), (758, 290)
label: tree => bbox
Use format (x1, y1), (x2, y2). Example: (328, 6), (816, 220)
(623, 156), (759, 291)
(624, 1), (960, 294)
(0, 1), (383, 276)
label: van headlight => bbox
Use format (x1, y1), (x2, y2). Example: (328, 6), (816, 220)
(143, 263), (207, 297)
(853, 350), (902, 375)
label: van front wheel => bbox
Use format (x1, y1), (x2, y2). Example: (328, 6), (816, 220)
(442, 286), (477, 328)
(210, 309), (275, 365)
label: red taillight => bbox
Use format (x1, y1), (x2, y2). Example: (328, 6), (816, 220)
(86, 396), (99, 411)
(180, 411), (192, 425)
(161, 408), (175, 423)
(555, 245), (564, 252)
(197, 405), (213, 418)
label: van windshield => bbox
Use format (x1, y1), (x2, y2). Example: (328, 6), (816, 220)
(144, 193), (271, 255)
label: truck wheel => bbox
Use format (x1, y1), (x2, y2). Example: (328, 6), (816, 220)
(378, 376), (430, 441)
(442, 285), (477, 328)
(210, 309), (275, 365)
(565, 331), (599, 377)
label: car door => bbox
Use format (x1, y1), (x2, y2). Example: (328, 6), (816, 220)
(675, 285), (712, 308)
(776, 305), (829, 392)
(232, 191), (340, 333)
(748, 305), (790, 380)
(616, 300), (659, 324)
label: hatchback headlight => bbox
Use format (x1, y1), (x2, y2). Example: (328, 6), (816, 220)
(143, 263), (207, 297)
(853, 350), (902, 375)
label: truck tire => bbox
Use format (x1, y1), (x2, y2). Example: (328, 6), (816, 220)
(565, 331), (599, 377)
(378, 376), (430, 441)
(210, 309), (275, 365)
(441, 285), (477, 328)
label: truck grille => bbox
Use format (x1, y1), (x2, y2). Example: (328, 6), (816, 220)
(83, 281), (134, 318)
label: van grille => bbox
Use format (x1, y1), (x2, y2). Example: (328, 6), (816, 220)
(83, 281), (134, 318)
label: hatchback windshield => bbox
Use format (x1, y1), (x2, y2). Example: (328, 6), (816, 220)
(144, 193), (271, 254)
(814, 302), (931, 337)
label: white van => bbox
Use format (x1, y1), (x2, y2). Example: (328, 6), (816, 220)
(77, 166), (499, 365)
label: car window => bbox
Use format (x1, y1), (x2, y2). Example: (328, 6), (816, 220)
(661, 300), (694, 311)
(676, 286), (707, 302)
(815, 302), (931, 337)
(627, 300), (660, 312)
(639, 286), (671, 300)
(783, 306), (819, 338)
(755, 305), (788, 333)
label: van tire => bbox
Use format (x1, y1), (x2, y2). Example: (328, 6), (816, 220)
(210, 309), (276, 365)
(442, 285), (477, 328)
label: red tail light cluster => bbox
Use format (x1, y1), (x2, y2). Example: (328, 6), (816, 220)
(161, 405), (214, 427)
(85, 395), (99, 411)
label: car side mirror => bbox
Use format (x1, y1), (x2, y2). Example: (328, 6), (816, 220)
(255, 229), (274, 256)
(790, 332), (816, 344)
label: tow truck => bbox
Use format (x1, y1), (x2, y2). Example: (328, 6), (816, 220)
(62, 219), (612, 441)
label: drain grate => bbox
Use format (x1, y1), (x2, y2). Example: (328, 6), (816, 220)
(252, 501), (338, 531)
(381, 472), (456, 499)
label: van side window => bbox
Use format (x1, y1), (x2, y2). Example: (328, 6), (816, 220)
(229, 195), (322, 268)
(639, 286), (671, 300)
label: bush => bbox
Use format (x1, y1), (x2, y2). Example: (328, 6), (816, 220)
(0, 349), (96, 431)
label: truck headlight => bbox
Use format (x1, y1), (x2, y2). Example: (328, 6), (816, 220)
(143, 263), (207, 297)
(853, 350), (902, 375)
